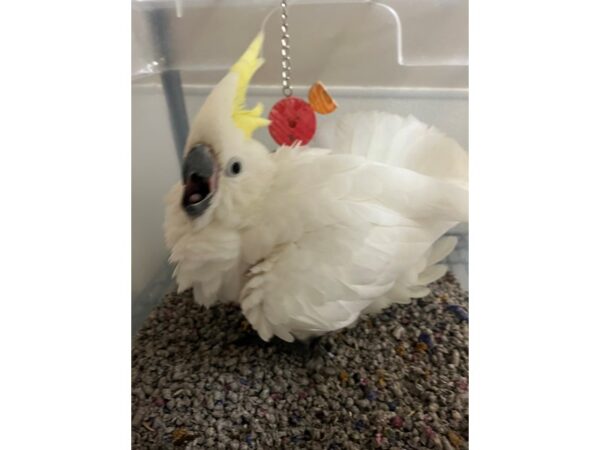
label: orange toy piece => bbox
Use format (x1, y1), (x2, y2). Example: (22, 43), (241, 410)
(308, 81), (338, 115)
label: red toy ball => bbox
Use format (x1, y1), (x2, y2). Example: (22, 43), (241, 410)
(268, 96), (316, 146)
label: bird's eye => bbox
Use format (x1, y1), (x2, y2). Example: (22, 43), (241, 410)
(225, 157), (242, 177)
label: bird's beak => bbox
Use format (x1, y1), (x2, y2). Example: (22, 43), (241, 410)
(181, 144), (218, 218)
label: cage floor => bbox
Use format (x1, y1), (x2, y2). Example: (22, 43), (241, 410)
(132, 273), (469, 450)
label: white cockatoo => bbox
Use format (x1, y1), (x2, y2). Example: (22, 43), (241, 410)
(164, 33), (468, 342)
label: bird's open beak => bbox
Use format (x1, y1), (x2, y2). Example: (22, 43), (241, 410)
(181, 144), (218, 218)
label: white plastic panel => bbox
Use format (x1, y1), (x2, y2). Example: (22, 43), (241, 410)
(131, 90), (180, 299)
(132, 0), (468, 89)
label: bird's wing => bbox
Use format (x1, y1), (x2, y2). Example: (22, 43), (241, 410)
(314, 110), (469, 313)
(314, 111), (468, 188)
(240, 145), (466, 341)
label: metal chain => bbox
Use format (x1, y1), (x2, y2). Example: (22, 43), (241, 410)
(280, 0), (293, 97)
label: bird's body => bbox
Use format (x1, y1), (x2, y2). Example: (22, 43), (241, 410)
(163, 34), (468, 342)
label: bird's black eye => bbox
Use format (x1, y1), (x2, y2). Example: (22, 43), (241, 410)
(225, 158), (242, 177)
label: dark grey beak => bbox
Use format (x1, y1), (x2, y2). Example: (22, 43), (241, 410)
(181, 144), (216, 217)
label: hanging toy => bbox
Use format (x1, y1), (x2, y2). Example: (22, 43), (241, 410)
(308, 81), (338, 114)
(269, 96), (316, 146)
(268, 0), (337, 146)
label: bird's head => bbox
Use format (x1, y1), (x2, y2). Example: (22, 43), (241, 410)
(178, 33), (273, 229)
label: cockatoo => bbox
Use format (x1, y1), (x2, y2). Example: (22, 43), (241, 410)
(164, 33), (468, 342)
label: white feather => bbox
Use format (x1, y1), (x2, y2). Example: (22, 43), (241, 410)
(165, 110), (468, 341)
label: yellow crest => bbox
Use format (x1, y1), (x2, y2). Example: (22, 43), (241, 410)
(230, 32), (271, 138)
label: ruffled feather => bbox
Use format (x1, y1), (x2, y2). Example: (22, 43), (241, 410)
(240, 112), (468, 340)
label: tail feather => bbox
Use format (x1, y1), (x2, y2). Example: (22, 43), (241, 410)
(417, 264), (448, 285)
(427, 235), (458, 265)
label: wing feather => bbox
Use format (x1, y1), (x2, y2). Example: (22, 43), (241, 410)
(239, 111), (467, 340)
